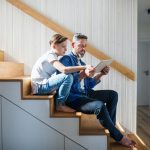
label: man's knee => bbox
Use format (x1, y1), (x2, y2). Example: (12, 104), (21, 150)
(110, 90), (118, 103)
(94, 101), (104, 116)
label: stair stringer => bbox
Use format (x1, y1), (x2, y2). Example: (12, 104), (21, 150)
(0, 81), (108, 150)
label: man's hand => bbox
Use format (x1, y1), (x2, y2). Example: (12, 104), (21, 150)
(85, 65), (95, 77)
(94, 66), (110, 81)
(101, 66), (110, 75)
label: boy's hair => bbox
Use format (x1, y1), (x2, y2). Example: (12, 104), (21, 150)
(73, 33), (88, 42)
(49, 34), (68, 45)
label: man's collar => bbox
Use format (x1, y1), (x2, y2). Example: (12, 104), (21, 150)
(71, 51), (81, 61)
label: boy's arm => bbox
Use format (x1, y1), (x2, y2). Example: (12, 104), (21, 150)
(60, 56), (86, 79)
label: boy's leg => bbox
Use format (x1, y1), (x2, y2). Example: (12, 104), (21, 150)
(37, 73), (75, 112)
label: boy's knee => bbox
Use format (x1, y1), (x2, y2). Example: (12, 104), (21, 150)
(64, 74), (73, 83)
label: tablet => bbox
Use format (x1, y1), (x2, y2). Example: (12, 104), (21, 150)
(95, 59), (113, 73)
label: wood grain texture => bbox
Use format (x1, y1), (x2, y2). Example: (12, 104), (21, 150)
(0, 61), (24, 78)
(110, 134), (148, 150)
(137, 106), (150, 150)
(0, 50), (4, 61)
(79, 114), (107, 135)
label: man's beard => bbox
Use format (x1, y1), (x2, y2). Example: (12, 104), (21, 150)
(78, 50), (85, 58)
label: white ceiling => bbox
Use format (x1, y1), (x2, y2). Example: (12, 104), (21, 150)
(138, 0), (150, 25)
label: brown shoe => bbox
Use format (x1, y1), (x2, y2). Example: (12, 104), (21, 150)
(56, 105), (76, 113)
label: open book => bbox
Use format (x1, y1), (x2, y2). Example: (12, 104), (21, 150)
(95, 59), (113, 73)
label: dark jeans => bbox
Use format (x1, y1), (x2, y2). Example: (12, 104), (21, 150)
(66, 90), (123, 141)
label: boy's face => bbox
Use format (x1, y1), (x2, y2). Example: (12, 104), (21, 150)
(73, 39), (87, 58)
(53, 40), (67, 56)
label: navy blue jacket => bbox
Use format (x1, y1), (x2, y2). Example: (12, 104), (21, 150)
(60, 52), (100, 101)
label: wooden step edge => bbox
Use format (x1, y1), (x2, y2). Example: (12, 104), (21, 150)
(79, 116), (109, 135)
(0, 50), (4, 61)
(0, 76), (54, 100)
(22, 94), (53, 100)
(79, 127), (109, 136)
(20, 76), (55, 100)
(49, 98), (82, 118)
(79, 126), (110, 150)
(79, 114), (106, 135)
(0, 62), (24, 78)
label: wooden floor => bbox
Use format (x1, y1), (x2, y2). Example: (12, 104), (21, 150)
(137, 106), (150, 149)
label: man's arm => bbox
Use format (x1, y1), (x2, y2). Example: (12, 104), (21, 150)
(84, 66), (110, 90)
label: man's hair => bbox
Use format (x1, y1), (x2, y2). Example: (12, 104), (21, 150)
(49, 34), (68, 45)
(73, 33), (88, 42)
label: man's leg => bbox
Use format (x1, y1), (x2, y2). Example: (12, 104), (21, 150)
(66, 95), (123, 142)
(97, 104), (123, 141)
(66, 95), (103, 115)
(97, 105), (136, 147)
(88, 90), (118, 125)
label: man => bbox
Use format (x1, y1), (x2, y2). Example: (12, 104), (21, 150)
(60, 33), (136, 148)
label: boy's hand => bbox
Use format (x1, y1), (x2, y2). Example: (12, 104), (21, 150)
(85, 65), (96, 77)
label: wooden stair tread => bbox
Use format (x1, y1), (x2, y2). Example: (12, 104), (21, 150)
(79, 114), (108, 135)
(0, 61), (24, 78)
(0, 76), (54, 100)
(110, 134), (149, 150)
(23, 94), (53, 99)
(0, 50), (4, 61)
(51, 111), (81, 118)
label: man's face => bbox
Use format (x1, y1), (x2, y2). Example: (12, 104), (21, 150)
(73, 39), (87, 58)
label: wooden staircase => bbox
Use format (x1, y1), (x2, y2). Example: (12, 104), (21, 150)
(0, 50), (148, 150)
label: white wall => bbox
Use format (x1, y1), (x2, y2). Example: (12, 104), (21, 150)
(0, 0), (137, 132)
(138, 24), (150, 42)
(137, 42), (149, 105)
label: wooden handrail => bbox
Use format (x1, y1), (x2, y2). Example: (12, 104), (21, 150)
(7, 0), (135, 80)
(0, 50), (4, 61)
